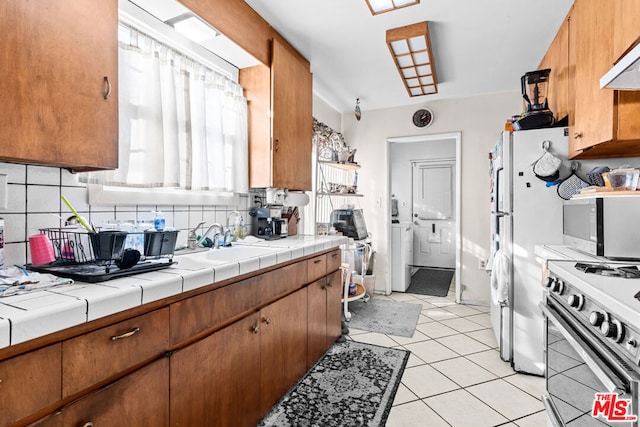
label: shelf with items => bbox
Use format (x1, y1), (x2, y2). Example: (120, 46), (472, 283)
(318, 160), (361, 172)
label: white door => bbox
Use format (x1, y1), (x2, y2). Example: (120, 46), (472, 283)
(412, 160), (455, 268)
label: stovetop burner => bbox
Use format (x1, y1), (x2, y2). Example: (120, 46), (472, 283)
(574, 262), (640, 279)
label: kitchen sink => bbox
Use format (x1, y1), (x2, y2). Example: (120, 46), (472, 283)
(187, 245), (280, 263)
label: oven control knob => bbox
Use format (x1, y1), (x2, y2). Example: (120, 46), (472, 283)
(590, 311), (605, 327)
(601, 319), (624, 343)
(552, 280), (565, 295)
(567, 294), (584, 310)
(545, 277), (555, 289)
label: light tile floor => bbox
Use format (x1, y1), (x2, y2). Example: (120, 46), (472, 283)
(347, 286), (547, 427)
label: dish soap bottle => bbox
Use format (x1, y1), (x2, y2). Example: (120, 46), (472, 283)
(233, 216), (245, 241)
(153, 211), (165, 231)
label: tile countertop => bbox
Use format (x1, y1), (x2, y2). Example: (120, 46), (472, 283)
(0, 235), (349, 349)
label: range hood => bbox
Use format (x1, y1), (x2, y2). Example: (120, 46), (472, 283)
(600, 42), (640, 90)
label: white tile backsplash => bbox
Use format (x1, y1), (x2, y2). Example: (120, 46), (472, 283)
(3, 213), (26, 243)
(6, 184), (26, 213)
(27, 185), (60, 213)
(27, 165), (60, 186)
(0, 161), (252, 266)
(0, 163), (26, 184)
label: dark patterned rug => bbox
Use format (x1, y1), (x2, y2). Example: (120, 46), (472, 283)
(259, 340), (410, 427)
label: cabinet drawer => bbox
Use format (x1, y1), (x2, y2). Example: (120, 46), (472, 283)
(170, 275), (268, 345)
(62, 308), (169, 397)
(307, 254), (327, 283)
(263, 260), (306, 301)
(0, 344), (62, 426)
(326, 249), (341, 273)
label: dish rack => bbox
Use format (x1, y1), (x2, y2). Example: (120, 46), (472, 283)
(26, 228), (179, 282)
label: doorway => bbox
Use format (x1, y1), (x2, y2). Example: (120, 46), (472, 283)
(412, 159), (456, 268)
(386, 132), (461, 302)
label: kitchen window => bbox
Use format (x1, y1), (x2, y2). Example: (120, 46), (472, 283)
(83, 6), (248, 206)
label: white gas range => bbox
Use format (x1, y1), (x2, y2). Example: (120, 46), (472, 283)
(542, 259), (640, 426)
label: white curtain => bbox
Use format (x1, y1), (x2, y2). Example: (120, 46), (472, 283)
(83, 26), (248, 193)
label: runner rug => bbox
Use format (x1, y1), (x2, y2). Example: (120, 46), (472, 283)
(259, 340), (410, 427)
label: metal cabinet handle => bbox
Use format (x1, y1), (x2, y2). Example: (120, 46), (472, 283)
(274, 139), (280, 151)
(103, 76), (111, 100)
(573, 132), (582, 139)
(82, 423), (94, 427)
(110, 327), (140, 341)
(262, 317), (271, 325)
(314, 259), (322, 264)
(252, 325), (260, 334)
(332, 253), (339, 258)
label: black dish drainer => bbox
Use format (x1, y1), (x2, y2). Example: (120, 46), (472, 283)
(27, 228), (179, 282)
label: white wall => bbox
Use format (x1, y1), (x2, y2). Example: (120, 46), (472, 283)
(342, 91), (522, 303)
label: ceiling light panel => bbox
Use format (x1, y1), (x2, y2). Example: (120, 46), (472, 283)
(365, 0), (419, 15)
(386, 21), (438, 97)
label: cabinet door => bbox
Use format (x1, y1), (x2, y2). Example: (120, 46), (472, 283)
(0, 344), (61, 426)
(271, 38), (313, 191)
(325, 270), (343, 346)
(170, 313), (262, 427)
(0, 0), (118, 171)
(570, 0), (616, 153)
(613, 0), (640, 63)
(259, 288), (308, 415)
(59, 359), (169, 427)
(307, 278), (328, 368)
(538, 12), (570, 124)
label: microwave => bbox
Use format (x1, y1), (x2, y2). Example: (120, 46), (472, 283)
(563, 197), (640, 260)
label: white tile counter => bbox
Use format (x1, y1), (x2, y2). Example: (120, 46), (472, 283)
(0, 235), (347, 348)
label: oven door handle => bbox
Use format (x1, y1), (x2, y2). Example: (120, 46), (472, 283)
(539, 302), (627, 395)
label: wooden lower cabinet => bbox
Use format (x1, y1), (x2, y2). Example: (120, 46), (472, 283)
(259, 288), (308, 415)
(170, 313), (262, 427)
(35, 359), (169, 427)
(9, 251), (342, 427)
(0, 344), (61, 426)
(307, 270), (343, 368)
(325, 270), (343, 346)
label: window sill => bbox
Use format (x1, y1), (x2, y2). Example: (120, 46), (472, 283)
(87, 184), (241, 207)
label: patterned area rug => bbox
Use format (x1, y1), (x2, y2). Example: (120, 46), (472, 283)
(347, 299), (422, 338)
(259, 340), (409, 427)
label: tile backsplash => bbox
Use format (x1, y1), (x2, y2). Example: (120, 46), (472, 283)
(0, 162), (256, 266)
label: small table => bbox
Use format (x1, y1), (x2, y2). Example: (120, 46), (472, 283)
(341, 268), (366, 321)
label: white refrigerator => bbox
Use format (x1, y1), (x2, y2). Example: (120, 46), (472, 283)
(488, 127), (568, 376)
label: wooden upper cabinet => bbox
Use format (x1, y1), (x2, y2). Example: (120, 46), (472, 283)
(538, 11), (571, 125)
(271, 38), (313, 191)
(569, 0), (640, 159)
(0, 0), (118, 171)
(613, 0), (640, 63)
(241, 39), (313, 191)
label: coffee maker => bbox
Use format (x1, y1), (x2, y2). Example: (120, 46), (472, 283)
(513, 69), (555, 130)
(249, 207), (281, 240)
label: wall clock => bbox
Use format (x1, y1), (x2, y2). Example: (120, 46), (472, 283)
(412, 108), (434, 128)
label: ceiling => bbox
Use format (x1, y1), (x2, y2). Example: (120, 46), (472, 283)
(244, 0), (573, 113)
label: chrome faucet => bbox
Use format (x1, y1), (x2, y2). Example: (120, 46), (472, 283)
(198, 223), (224, 248)
(226, 210), (242, 228)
